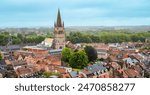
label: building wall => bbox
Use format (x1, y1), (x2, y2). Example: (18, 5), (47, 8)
(53, 27), (65, 49)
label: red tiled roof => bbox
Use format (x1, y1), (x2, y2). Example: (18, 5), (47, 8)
(81, 69), (91, 75)
(98, 72), (110, 78)
(56, 67), (66, 74)
(5, 60), (12, 65)
(124, 69), (141, 78)
(107, 62), (120, 69)
(139, 63), (146, 69)
(46, 55), (61, 66)
(16, 66), (38, 76)
(110, 62), (120, 69)
(61, 73), (71, 78)
(123, 54), (129, 58)
(117, 69), (128, 78)
(132, 65), (142, 73)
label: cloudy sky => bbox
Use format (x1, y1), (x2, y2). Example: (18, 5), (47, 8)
(0, 0), (150, 27)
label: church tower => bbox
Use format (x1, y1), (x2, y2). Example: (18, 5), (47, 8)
(53, 9), (65, 49)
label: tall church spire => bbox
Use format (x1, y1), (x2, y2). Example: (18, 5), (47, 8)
(53, 9), (65, 49)
(56, 9), (62, 27)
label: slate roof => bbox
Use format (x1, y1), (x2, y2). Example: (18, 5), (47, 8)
(86, 63), (107, 74)
(69, 71), (78, 78)
(0, 45), (20, 51)
(123, 58), (139, 65)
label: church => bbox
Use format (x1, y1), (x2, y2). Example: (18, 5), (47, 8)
(52, 9), (66, 49)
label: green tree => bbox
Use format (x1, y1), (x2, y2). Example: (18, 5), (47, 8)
(0, 34), (9, 46)
(36, 35), (45, 43)
(12, 36), (21, 44)
(61, 47), (73, 62)
(89, 35), (101, 43)
(0, 52), (2, 61)
(84, 46), (98, 62)
(67, 31), (150, 43)
(69, 50), (88, 69)
(17, 33), (25, 43)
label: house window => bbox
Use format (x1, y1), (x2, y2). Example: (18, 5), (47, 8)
(59, 46), (63, 49)
(58, 31), (63, 34)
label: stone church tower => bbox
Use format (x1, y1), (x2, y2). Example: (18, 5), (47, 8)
(53, 9), (65, 49)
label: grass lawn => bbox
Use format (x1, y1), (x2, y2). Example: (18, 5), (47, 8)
(73, 68), (81, 72)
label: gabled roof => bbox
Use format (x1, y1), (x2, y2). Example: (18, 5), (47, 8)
(69, 71), (78, 78)
(80, 69), (91, 75)
(5, 60), (11, 65)
(109, 62), (120, 69)
(43, 38), (54, 46)
(11, 60), (27, 67)
(124, 69), (142, 78)
(46, 55), (61, 66)
(123, 57), (139, 65)
(16, 66), (38, 77)
(117, 69), (128, 78)
(86, 63), (107, 73)
(133, 65), (142, 73)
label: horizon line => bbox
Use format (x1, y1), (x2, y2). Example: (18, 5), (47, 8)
(1, 25), (150, 28)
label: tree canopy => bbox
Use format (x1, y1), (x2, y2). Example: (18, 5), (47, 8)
(69, 50), (88, 69)
(0, 32), (46, 46)
(0, 52), (2, 61)
(67, 31), (150, 44)
(84, 46), (98, 62)
(61, 47), (73, 62)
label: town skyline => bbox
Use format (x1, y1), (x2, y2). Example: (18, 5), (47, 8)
(0, 7), (150, 78)
(0, 0), (150, 27)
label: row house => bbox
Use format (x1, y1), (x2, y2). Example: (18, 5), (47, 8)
(79, 63), (108, 78)
(0, 59), (17, 78)
(16, 66), (39, 78)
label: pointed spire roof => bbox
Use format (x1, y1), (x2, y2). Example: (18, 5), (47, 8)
(56, 9), (62, 27)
